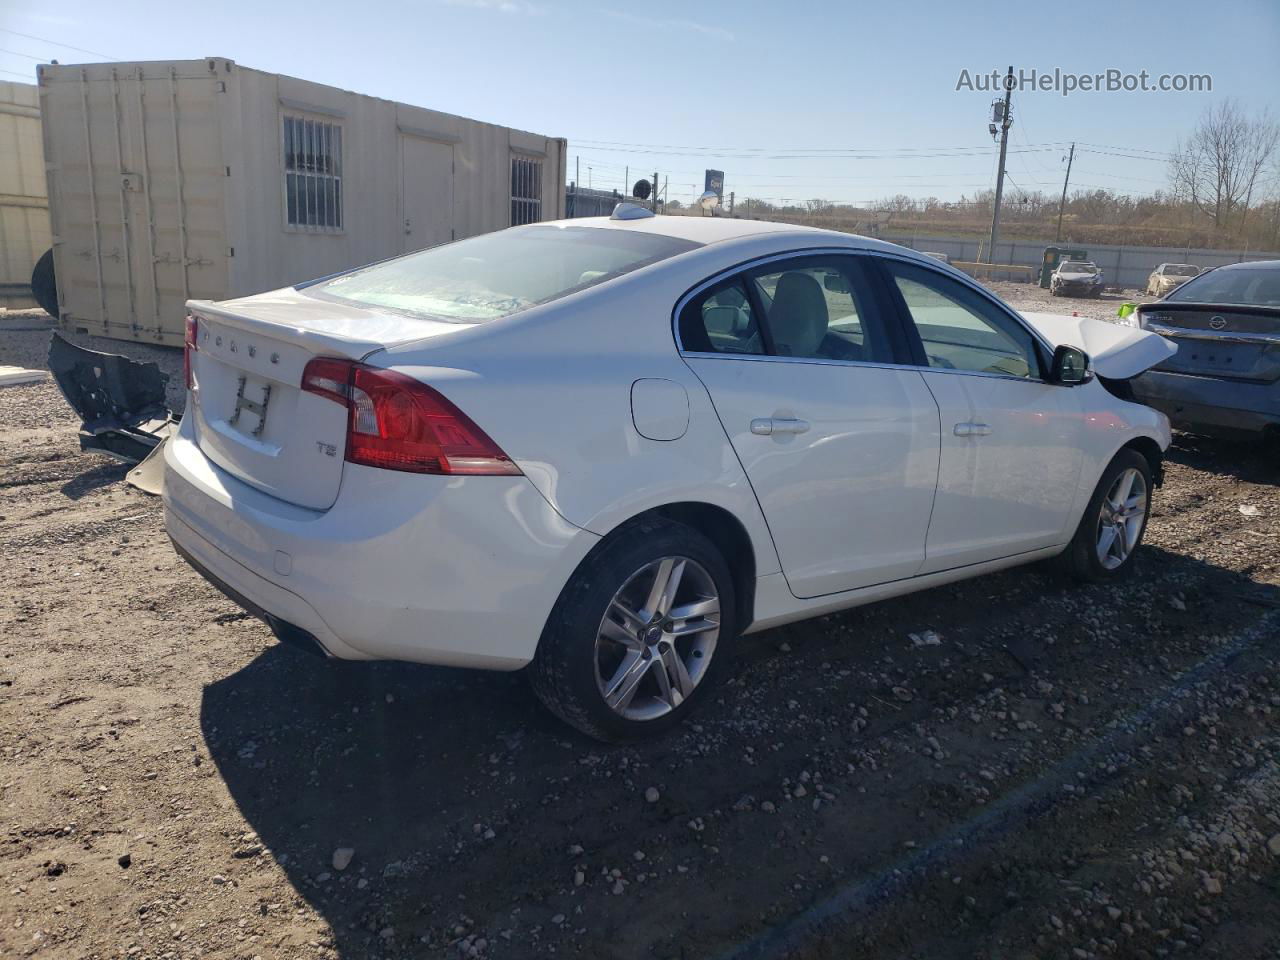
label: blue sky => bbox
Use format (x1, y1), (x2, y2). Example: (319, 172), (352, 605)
(3, 0), (1277, 206)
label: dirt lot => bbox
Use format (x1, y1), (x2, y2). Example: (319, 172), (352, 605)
(2, 298), (1279, 960)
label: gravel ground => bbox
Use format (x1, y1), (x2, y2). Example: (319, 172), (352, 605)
(2, 301), (1278, 960)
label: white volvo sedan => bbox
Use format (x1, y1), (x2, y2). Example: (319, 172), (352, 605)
(164, 210), (1175, 741)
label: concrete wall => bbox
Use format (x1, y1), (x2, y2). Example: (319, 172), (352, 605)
(883, 233), (1277, 290)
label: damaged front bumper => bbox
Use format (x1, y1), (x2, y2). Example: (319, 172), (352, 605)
(47, 332), (178, 491)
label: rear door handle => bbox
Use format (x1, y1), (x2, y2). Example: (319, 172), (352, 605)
(751, 417), (811, 436)
(954, 421), (992, 438)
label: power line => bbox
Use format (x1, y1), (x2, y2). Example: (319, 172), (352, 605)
(0, 28), (117, 61)
(569, 144), (1063, 161)
(571, 136), (1072, 153)
(1075, 141), (1171, 158)
(0, 67), (35, 80)
(0, 47), (47, 61)
(573, 158), (1036, 185)
(1071, 169), (1168, 185)
(572, 136), (1174, 161)
(1077, 146), (1172, 162)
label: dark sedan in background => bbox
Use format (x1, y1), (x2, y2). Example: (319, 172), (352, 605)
(1126, 260), (1280, 441)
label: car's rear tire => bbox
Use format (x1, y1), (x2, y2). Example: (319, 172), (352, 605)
(1056, 449), (1152, 583)
(530, 517), (737, 742)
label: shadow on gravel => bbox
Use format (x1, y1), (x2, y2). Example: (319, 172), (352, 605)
(199, 542), (1278, 959)
(59, 460), (129, 499)
(1167, 433), (1279, 487)
(201, 652), (570, 953)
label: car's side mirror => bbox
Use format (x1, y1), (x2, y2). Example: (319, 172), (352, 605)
(1049, 344), (1091, 385)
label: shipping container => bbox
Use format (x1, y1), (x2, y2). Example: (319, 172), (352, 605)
(38, 58), (567, 346)
(0, 81), (50, 309)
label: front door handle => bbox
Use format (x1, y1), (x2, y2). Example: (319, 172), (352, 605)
(954, 421), (992, 438)
(751, 417), (811, 436)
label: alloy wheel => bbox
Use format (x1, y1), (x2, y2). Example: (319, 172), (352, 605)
(594, 556), (721, 722)
(1096, 467), (1148, 570)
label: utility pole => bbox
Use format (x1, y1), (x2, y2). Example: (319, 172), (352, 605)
(1055, 142), (1075, 242)
(987, 66), (1014, 263)
(653, 170), (659, 212)
(729, 191), (735, 216)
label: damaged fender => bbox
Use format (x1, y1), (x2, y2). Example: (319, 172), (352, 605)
(1018, 311), (1178, 379)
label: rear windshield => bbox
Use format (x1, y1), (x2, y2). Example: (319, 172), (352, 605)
(1166, 266), (1280, 307)
(306, 225), (700, 322)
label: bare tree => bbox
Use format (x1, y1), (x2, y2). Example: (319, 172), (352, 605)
(1169, 100), (1280, 234)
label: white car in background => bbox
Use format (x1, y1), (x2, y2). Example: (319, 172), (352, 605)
(164, 210), (1175, 741)
(1050, 260), (1106, 298)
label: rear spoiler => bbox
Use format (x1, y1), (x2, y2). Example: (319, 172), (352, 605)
(47, 333), (178, 491)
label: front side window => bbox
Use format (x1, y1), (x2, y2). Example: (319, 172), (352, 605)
(283, 115), (342, 229)
(309, 225), (699, 323)
(511, 156), (543, 226)
(886, 261), (1039, 379)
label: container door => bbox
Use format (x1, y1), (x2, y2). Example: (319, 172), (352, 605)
(399, 135), (453, 254)
(44, 62), (230, 346)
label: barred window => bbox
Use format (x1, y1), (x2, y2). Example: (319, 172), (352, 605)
(283, 115), (342, 229)
(511, 156), (542, 226)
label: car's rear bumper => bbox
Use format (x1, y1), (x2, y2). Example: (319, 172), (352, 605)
(162, 415), (600, 669)
(169, 531), (336, 659)
(1131, 369), (1280, 437)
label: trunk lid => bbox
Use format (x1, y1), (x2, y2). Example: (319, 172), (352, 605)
(1137, 304), (1280, 383)
(1018, 311), (1177, 380)
(187, 287), (469, 510)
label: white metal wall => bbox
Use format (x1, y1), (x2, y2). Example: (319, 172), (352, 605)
(40, 61), (231, 343)
(41, 58), (566, 346)
(0, 81), (50, 308)
(224, 63), (566, 301)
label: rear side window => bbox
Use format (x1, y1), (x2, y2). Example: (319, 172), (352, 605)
(309, 225), (700, 323)
(748, 258), (893, 363)
(678, 279), (765, 355)
(679, 255), (897, 364)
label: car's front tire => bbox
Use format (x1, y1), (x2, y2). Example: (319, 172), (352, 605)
(1056, 449), (1153, 583)
(530, 518), (737, 742)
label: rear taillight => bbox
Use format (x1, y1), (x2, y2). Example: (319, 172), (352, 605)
(300, 358), (521, 476)
(184, 315), (198, 390)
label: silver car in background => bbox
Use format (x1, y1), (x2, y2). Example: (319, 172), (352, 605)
(1145, 263), (1200, 298)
